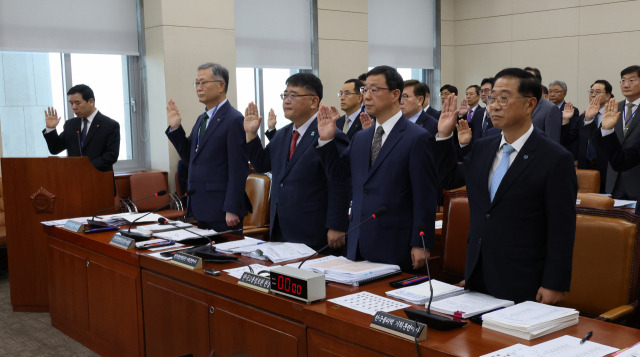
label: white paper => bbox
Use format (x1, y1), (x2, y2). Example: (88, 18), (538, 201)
(614, 199), (636, 208)
(214, 237), (264, 253)
(147, 251), (174, 261)
(480, 344), (529, 357)
(430, 291), (514, 318)
(482, 301), (578, 329)
(328, 292), (410, 316)
(292, 256), (401, 285)
(385, 279), (464, 305)
(435, 220), (443, 229)
(223, 264), (278, 279)
(152, 228), (218, 241)
(615, 342), (640, 357)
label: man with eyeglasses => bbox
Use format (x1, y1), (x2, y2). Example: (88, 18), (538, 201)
(561, 80), (613, 192)
(401, 80), (438, 136)
(597, 65), (640, 200)
(434, 68), (577, 304)
(335, 78), (365, 140)
(244, 73), (350, 251)
(316, 65), (437, 272)
(525, 67), (563, 144)
(440, 84), (458, 107)
(165, 62), (249, 233)
(548, 80), (580, 156)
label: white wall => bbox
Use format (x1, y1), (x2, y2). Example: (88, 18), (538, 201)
(441, 0), (640, 110)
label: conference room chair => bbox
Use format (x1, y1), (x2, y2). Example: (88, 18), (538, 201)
(129, 172), (186, 220)
(242, 173), (271, 240)
(576, 169), (601, 193)
(0, 177), (6, 270)
(576, 193), (615, 210)
(560, 207), (640, 325)
(437, 188), (469, 284)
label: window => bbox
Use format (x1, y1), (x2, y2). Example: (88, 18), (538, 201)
(0, 51), (143, 165)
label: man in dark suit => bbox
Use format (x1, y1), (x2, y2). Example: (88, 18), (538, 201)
(422, 83), (441, 119)
(561, 80), (613, 192)
(335, 78), (364, 141)
(316, 66), (437, 272)
(401, 80), (438, 136)
(43, 84), (120, 172)
(166, 63), (249, 232)
(602, 65), (640, 200)
(244, 73), (350, 251)
(549, 80), (580, 156)
(524, 67), (563, 143)
(434, 68), (577, 304)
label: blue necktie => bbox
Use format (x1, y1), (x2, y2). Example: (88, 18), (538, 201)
(489, 144), (515, 202)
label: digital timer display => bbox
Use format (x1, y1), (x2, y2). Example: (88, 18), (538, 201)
(270, 271), (308, 300)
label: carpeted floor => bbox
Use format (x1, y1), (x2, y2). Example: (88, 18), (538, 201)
(0, 269), (99, 356)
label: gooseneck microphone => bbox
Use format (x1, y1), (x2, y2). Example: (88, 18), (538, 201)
(76, 130), (83, 156)
(87, 190), (167, 227)
(298, 206), (387, 269)
(403, 223), (467, 331)
(156, 217), (239, 261)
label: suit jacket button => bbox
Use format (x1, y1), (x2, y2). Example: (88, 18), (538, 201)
(280, 183), (284, 187)
(485, 213), (490, 219)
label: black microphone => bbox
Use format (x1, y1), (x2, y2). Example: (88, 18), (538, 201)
(76, 130), (83, 156)
(403, 223), (467, 331)
(87, 190), (167, 227)
(119, 189), (192, 240)
(298, 206), (387, 269)
(156, 217), (238, 261)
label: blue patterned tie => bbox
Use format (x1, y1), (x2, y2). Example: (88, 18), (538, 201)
(489, 144), (515, 202)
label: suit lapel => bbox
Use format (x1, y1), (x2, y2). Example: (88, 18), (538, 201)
(489, 130), (538, 207)
(624, 104), (640, 139)
(283, 119), (318, 178)
(195, 102), (229, 156)
(347, 110), (362, 137)
(82, 112), (102, 148)
(367, 116), (406, 181)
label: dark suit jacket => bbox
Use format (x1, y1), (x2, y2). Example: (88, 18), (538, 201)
(166, 101), (249, 227)
(43, 111), (120, 172)
(460, 108), (501, 158)
(598, 129), (640, 210)
(335, 110), (363, 141)
(561, 113), (607, 191)
(247, 118), (351, 250)
(425, 106), (441, 120)
(434, 128), (577, 302)
(532, 98), (562, 144)
(414, 111), (439, 136)
(317, 117), (438, 271)
(604, 100), (640, 199)
(559, 102), (580, 157)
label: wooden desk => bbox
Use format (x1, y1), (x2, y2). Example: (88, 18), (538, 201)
(44, 225), (640, 357)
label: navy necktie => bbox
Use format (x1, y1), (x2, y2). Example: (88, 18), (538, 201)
(81, 118), (89, 146)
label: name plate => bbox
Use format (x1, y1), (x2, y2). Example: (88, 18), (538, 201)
(170, 252), (203, 270)
(109, 233), (135, 249)
(63, 220), (84, 233)
(370, 311), (427, 342)
(238, 272), (271, 293)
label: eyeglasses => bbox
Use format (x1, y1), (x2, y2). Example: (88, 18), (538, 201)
(194, 79), (222, 88)
(401, 94), (415, 100)
(360, 86), (389, 95)
(588, 90), (606, 95)
(337, 91), (359, 98)
(487, 95), (532, 106)
(480, 88), (492, 94)
(620, 78), (638, 85)
(280, 93), (316, 100)
(548, 90), (566, 95)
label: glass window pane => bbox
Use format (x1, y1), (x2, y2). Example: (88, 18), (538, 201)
(70, 53), (131, 160)
(236, 67), (255, 117)
(263, 68), (295, 132)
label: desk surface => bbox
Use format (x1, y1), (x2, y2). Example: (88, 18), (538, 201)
(45, 225), (640, 357)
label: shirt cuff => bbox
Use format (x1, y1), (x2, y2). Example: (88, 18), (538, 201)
(44, 127), (56, 133)
(601, 128), (615, 136)
(583, 118), (595, 125)
(317, 138), (333, 147)
(435, 133), (453, 141)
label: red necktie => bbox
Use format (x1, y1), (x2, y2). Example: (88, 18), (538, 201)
(289, 130), (300, 160)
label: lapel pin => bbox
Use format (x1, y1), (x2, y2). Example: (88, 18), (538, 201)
(524, 155), (529, 159)
(311, 131), (315, 136)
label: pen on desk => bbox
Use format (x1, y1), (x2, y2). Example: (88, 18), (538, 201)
(580, 331), (593, 344)
(402, 276), (429, 285)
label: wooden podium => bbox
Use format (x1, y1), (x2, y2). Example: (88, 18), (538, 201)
(2, 157), (114, 311)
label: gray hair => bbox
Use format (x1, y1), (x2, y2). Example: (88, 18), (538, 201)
(197, 62), (229, 93)
(548, 80), (567, 92)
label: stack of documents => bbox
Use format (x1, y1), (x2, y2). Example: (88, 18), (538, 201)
(482, 301), (579, 340)
(385, 279), (465, 305)
(294, 256), (400, 286)
(137, 221), (193, 233)
(152, 228), (218, 242)
(481, 335), (618, 357)
(213, 237), (265, 253)
(233, 242), (316, 263)
(429, 291), (514, 318)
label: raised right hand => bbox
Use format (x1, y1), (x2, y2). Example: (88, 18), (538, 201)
(562, 102), (574, 125)
(244, 102), (263, 142)
(437, 94), (459, 137)
(45, 107), (60, 129)
(601, 97), (620, 130)
(267, 108), (277, 130)
(167, 99), (182, 130)
(360, 112), (374, 130)
(584, 95), (601, 121)
(456, 119), (472, 145)
(317, 104), (337, 141)
(458, 98), (469, 117)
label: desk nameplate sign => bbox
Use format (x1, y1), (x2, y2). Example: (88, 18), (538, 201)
(370, 311), (427, 342)
(109, 233), (135, 249)
(63, 220), (84, 233)
(171, 252), (203, 270)
(238, 272), (270, 293)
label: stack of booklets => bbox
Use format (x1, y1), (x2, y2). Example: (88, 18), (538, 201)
(213, 237), (264, 253)
(293, 256), (400, 286)
(481, 301), (579, 340)
(137, 221), (193, 233)
(385, 279), (466, 305)
(429, 291), (514, 318)
(233, 242), (316, 263)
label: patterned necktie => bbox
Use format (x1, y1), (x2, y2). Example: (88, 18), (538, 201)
(489, 144), (515, 202)
(81, 118), (89, 146)
(289, 130), (300, 160)
(624, 103), (635, 136)
(370, 126), (384, 165)
(467, 108), (474, 123)
(342, 117), (350, 133)
(482, 116), (489, 137)
(198, 112), (209, 142)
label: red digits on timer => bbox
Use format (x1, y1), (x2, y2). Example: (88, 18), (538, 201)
(277, 276), (301, 295)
